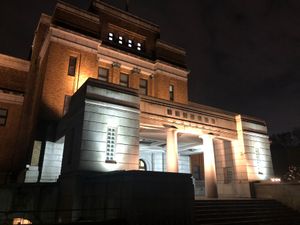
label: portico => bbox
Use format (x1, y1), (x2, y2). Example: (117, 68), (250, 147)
(139, 121), (221, 198)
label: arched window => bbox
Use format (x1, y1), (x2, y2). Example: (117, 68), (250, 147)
(139, 159), (147, 171)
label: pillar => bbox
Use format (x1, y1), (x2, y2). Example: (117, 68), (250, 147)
(202, 135), (218, 198)
(111, 62), (121, 84)
(130, 67), (140, 89)
(166, 128), (178, 172)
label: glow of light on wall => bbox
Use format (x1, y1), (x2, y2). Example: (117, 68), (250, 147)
(253, 142), (268, 180)
(13, 218), (32, 224)
(270, 177), (281, 182)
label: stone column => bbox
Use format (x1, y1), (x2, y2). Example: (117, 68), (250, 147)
(202, 135), (218, 198)
(166, 128), (178, 172)
(111, 62), (121, 84)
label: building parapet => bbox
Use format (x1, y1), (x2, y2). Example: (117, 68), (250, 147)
(0, 54), (30, 72)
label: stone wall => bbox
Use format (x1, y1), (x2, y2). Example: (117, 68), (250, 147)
(214, 139), (252, 198)
(80, 99), (140, 171)
(39, 137), (65, 182)
(0, 183), (58, 224)
(254, 183), (300, 212)
(58, 171), (194, 225)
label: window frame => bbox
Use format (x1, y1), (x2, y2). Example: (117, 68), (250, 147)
(139, 78), (148, 95)
(120, 73), (129, 87)
(169, 84), (174, 101)
(139, 159), (147, 171)
(98, 67), (109, 82)
(106, 127), (117, 163)
(0, 108), (8, 126)
(67, 56), (77, 76)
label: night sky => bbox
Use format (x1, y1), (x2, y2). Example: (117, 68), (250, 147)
(0, 0), (299, 134)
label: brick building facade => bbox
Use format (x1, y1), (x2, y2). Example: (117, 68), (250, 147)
(0, 0), (273, 200)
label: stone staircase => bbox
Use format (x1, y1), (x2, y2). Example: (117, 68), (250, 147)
(193, 199), (300, 225)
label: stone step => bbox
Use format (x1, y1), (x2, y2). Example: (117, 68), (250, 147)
(195, 212), (300, 223)
(194, 208), (298, 217)
(193, 199), (300, 225)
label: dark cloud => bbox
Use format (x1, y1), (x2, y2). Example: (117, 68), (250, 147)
(0, 0), (299, 134)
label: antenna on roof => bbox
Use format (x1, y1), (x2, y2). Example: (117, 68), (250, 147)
(125, 0), (129, 12)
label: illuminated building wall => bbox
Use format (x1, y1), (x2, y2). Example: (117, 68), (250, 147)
(0, 0), (274, 198)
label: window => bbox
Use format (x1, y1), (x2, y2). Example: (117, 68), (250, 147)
(204, 117), (209, 123)
(139, 79), (148, 95)
(120, 73), (129, 87)
(198, 116), (202, 121)
(118, 36), (123, 44)
(139, 159), (147, 171)
(137, 42), (142, 51)
(98, 67), (109, 82)
(0, 108), (8, 126)
(63, 95), (71, 116)
(106, 127), (117, 162)
(108, 32), (114, 41)
(190, 114), (195, 120)
(128, 39), (132, 48)
(167, 109), (172, 115)
(183, 112), (187, 118)
(211, 118), (216, 124)
(68, 56), (77, 76)
(255, 148), (263, 175)
(169, 84), (174, 101)
(224, 167), (233, 184)
(175, 111), (180, 117)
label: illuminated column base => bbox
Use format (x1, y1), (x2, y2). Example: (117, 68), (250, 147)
(203, 135), (218, 198)
(166, 128), (178, 172)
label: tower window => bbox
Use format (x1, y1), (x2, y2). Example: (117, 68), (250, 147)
(139, 79), (148, 95)
(0, 108), (8, 126)
(120, 73), (129, 87)
(137, 42), (142, 51)
(106, 127), (117, 162)
(169, 84), (174, 101)
(128, 39), (132, 48)
(108, 32), (114, 41)
(67, 56), (77, 76)
(98, 67), (109, 82)
(118, 36), (123, 44)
